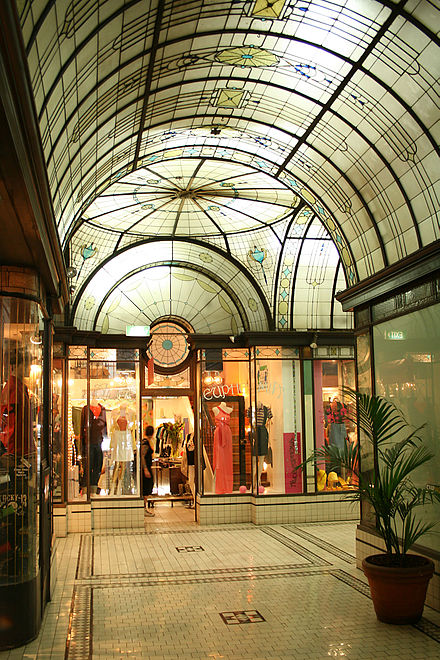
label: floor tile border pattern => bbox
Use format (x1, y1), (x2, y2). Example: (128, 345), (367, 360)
(64, 586), (92, 660)
(93, 523), (254, 536)
(262, 526), (333, 566)
(282, 524), (356, 563)
(76, 534), (92, 580)
(82, 567), (335, 589)
(77, 562), (316, 584)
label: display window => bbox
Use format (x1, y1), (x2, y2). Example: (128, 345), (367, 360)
(199, 348), (252, 494)
(313, 359), (357, 491)
(67, 347), (140, 500)
(0, 297), (42, 585)
(373, 304), (440, 552)
(252, 347), (302, 495)
(52, 357), (63, 501)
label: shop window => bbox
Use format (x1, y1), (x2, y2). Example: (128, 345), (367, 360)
(373, 304), (440, 552)
(0, 296), (42, 585)
(200, 349), (251, 494)
(52, 358), (63, 501)
(313, 359), (357, 491)
(253, 348), (302, 495)
(67, 351), (140, 500)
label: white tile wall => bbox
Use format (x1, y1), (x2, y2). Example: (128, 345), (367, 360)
(91, 499), (144, 529)
(197, 494), (359, 526)
(67, 503), (91, 533)
(53, 506), (67, 537)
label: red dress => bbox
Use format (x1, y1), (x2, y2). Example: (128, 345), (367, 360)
(213, 411), (233, 494)
(0, 375), (34, 456)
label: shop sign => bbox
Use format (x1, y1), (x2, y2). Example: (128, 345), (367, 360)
(203, 383), (242, 399)
(126, 325), (150, 337)
(385, 330), (406, 340)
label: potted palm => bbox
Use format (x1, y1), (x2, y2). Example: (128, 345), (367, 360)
(297, 387), (440, 624)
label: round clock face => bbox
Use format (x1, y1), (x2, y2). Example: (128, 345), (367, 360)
(147, 321), (190, 368)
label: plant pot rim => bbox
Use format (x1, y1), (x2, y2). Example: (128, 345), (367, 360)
(363, 553), (435, 575)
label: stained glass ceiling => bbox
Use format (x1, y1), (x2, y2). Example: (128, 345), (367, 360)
(17, 0), (440, 334)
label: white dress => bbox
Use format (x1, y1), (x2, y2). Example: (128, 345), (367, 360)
(110, 416), (135, 462)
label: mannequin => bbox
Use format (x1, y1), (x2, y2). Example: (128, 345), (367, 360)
(80, 398), (107, 493)
(183, 432), (195, 505)
(255, 401), (272, 484)
(212, 401), (233, 494)
(109, 404), (136, 495)
(0, 352), (34, 457)
(324, 398), (347, 475)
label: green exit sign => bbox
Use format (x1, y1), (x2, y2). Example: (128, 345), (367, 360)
(385, 330), (406, 341)
(126, 325), (150, 337)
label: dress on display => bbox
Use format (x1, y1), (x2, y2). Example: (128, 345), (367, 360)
(0, 375), (34, 456)
(110, 415), (135, 462)
(213, 410), (233, 494)
(255, 404), (273, 456)
(80, 404), (107, 488)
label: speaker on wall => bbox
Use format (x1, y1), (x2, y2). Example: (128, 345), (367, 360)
(116, 348), (136, 372)
(205, 348), (223, 372)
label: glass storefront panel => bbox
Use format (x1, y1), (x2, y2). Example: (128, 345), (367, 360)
(67, 351), (87, 500)
(200, 349), (251, 494)
(373, 304), (440, 552)
(52, 358), (63, 501)
(313, 359), (357, 491)
(253, 348), (303, 494)
(67, 348), (140, 500)
(0, 296), (42, 585)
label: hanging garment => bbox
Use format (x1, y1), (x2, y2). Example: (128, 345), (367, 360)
(110, 415), (135, 462)
(255, 405), (273, 455)
(213, 410), (233, 494)
(80, 405), (107, 488)
(0, 375), (34, 456)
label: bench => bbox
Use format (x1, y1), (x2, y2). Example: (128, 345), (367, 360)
(148, 494), (193, 507)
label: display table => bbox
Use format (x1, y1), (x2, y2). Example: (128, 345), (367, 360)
(151, 458), (186, 495)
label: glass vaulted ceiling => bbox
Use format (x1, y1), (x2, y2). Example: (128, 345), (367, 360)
(18, 0), (440, 333)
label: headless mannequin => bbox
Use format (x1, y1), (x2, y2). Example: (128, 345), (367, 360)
(212, 401), (233, 494)
(81, 398), (107, 493)
(255, 402), (272, 485)
(109, 404), (136, 495)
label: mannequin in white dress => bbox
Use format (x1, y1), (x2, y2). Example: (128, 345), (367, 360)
(109, 404), (136, 495)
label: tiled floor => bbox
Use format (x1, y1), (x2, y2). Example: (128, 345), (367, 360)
(1, 505), (440, 659)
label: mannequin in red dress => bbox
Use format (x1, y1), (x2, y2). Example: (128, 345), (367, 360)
(212, 401), (233, 494)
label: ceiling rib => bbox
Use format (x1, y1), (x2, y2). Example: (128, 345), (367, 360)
(132, 0), (165, 172)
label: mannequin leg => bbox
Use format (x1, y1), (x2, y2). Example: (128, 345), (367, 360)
(255, 455), (265, 486)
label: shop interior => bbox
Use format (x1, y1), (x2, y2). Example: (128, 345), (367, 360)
(142, 395), (195, 506)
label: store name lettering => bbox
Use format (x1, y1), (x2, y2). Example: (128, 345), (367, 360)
(203, 384), (242, 400)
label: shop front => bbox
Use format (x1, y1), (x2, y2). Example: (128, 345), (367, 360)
(0, 268), (45, 649)
(52, 326), (358, 532)
(195, 341), (358, 525)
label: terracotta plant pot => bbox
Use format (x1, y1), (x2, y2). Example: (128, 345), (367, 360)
(362, 554), (435, 624)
